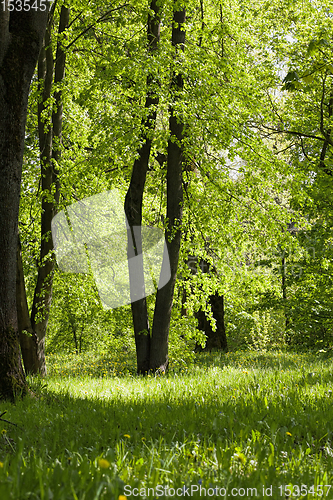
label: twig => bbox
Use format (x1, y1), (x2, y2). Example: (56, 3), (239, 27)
(0, 411), (22, 429)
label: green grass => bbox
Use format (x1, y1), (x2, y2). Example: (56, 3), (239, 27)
(1, 350), (333, 499)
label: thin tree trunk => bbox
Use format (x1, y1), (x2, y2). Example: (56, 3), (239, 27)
(281, 253), (291, 342)
(16, 234), (39, 373)
(27, 6), (69, 375)
(0, 5), (49, 399)
(79, 329), (83, 354)
(184, 255), (228, 352)
(124, 0), (161, 374)
(209, 293), (227, 350)
(149, 6), (186, 373)
(73, 325), (78, 355)
(19, 9), (53, 376)
(196, 293), (228, 351)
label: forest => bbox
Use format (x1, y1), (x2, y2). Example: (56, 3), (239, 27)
(1, 0), (333, 497)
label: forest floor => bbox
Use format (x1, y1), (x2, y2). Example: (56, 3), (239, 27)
(1, 350), (333, 499)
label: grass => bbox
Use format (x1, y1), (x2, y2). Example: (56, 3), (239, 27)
(1, 350), (333, 498)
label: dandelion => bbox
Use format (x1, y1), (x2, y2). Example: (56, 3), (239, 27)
(124, 434), (130, 438)
(286, 432), (292, 436)
(98, 458), (111, 469)
(118, 496), (127, 500)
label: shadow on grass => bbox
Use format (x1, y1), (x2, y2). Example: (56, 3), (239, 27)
(0, 350), (333, 498)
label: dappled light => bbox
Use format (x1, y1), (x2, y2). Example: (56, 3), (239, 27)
(1, 351), (333, 497)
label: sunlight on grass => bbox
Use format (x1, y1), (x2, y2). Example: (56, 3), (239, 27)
(46, 349), (194, 378)
(1, 350), (333, 498)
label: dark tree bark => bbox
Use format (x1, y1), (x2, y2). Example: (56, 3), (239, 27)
(16, 234), (39, 372)
(149, 6), (186, 373)
(18, 5), (70, 375)
(124, 0), (161, 374)
(0, 3), (49, 400)
(195, 293), (228, 352)
(185, 255), (228, 352)
(281, 252), (292, 344)
(280, 221), (297, 343)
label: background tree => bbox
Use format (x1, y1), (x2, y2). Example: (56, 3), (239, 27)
(18, 0), (131, 374)
(18, 4), (70, 376)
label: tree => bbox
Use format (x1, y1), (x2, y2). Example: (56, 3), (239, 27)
(124, 0), (161, 374)
(17, 3), (70, 376)
(124, 1), (186, 373)
(18, 0), (135, 374)
(184, 255), (227, 352)
(0, 2), (49, 399)
(149, 4), (186, 372)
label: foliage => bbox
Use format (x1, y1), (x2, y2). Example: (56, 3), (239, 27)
(227, 310), (286, 351)
(282, 223), (333, 348)
(252, 0), (333, 348)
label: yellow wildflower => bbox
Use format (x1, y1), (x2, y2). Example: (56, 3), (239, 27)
(118, 496), (127, 500)
(286, 432), (292, 437)
(98, 458), (111, 469)
(124, 434), (130, 438)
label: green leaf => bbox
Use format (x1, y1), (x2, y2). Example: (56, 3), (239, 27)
(302, 73), (314, 84)
(283, 70), (300, 83)
(306, 39), (317, 57)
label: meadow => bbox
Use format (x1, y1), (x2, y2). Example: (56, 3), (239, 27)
(1, 350), (333, 499)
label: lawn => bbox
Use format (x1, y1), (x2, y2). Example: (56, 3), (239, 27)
(1, 350), (333, 499)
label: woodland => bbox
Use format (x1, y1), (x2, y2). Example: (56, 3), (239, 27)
(5, 0), (333, 380)
(1, 0), (333, 496)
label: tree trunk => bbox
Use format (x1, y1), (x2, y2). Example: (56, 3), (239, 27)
(281, 253), (291, 343)
(184, 255), (228, 352)
(0, 5), (49, 399)
(73, 325), (78, 355)
(196, 293), (228, 351)
(20, 6), (69, 375)
(16, 234), (39, 373)
(124, 0), (161, 374)
(149, 6), (186, 373)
